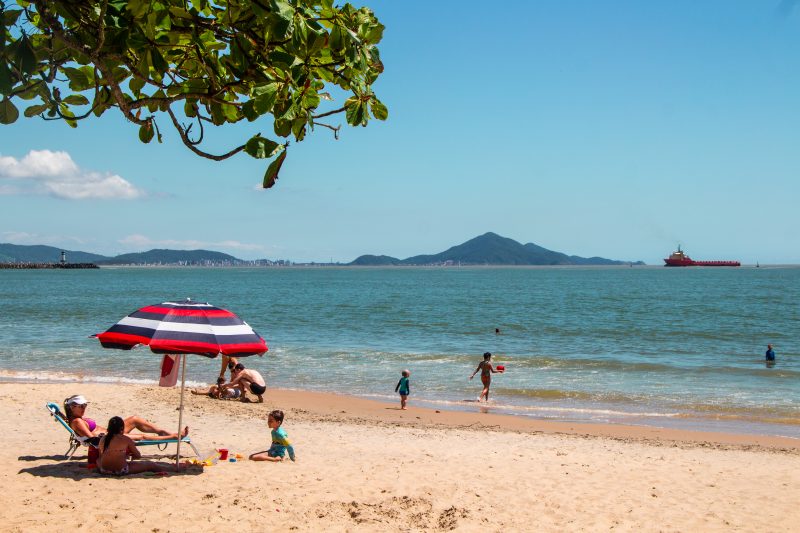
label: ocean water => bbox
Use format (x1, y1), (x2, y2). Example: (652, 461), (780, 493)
(1, 266), (798, 438)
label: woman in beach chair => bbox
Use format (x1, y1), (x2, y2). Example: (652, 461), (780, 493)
(64, 395), (187, 442)
(97, 417), (172, 475)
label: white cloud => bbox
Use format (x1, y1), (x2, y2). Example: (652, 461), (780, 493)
(1, 231), (92, 246)
(0, 149), (145, 200)
(119, 234), (266, 252)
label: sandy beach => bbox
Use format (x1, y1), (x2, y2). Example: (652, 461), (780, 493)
(4, 382), (798, 532)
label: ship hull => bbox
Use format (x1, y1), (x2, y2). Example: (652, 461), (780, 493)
(664, 259), (740, 267)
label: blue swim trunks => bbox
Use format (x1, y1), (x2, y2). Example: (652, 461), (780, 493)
(267, 442), (287, 458)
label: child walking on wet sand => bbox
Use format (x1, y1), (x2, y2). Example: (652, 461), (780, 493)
(395, 369), (411, 409)
(249, 410), (295, 462)
(470, 351), (503, 402)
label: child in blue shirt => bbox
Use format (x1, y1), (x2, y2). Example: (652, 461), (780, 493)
(395, 369), (411, 410)
(249, 410), (295, 462)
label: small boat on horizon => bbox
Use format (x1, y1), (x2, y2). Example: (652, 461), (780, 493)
(664, 246), (740, 267)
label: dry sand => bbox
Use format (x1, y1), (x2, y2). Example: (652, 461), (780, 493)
(3, 382), (799, 532)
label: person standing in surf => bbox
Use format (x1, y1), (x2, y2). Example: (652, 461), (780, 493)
(765, 344), (776, 362)
(395, 369), (411, 410)
(469, 352), (503, 402)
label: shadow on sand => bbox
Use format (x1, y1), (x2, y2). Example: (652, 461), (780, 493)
(18, 454), (204, 479)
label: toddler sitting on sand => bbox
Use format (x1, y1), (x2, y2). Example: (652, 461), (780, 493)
(249, 410), (296, 462)
(191, 377), (242, 400)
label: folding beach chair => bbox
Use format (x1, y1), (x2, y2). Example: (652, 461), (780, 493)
(46, 402), (200, 459)
(46, 402), (99, 458)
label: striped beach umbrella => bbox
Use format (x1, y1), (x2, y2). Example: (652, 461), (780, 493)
(93, 298), (267, 466)
(94, 299), (267, 357)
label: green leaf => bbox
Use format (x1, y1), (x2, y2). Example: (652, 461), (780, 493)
(184, 99), (198, 118)
(209, 103), (226, 125)
(330, 25), (345, 52)
(268, 50), (296, 70)
(59, 103), (77, 128)
(138, 121), (154, 143)
(291, 117), (307, 140)
(244, 135), (281, 159)
(252, 82), (279, 115)
(370, 97), (387, 120)
(62, 67), (91, 92)
(0, 98), (19, 124)
(274, 117), (291, 137)
(149, 48), (168, 73)
(0, 62), (13, 96)
(241, 100), (259, 122)
(269, 0), (295, 39)
(221, 102), (240, 123)
(262, 149), (287, 189)
(63, 94), (89, 106)
(23, 103), (49, 117)
(129, 76), (146, 95)
(345, 97), (365, 126)
(12, 33), (38, 75)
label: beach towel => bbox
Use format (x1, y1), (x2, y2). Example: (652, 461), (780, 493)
(159, 354), (181, 387)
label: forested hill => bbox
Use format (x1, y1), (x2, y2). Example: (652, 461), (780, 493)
(0, 244), (241, 265)
(105, 249), (239, 265)
(0, 243), (108, 264)
(349, 232), (644, 266)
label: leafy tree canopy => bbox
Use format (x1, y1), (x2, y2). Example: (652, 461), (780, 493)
(0, 0), (387, 187)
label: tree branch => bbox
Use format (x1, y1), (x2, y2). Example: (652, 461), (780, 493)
(166, 107), (246, 161)
(312, 106), (345, 119)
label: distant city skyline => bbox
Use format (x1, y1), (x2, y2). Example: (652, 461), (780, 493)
(2, 1), (799, 264)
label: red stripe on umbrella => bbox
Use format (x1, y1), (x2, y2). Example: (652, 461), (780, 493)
(137, 306), (239, 318)
(96, 332), (154, 348)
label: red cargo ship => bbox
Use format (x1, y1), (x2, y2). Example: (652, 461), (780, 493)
(664, 246), (740, 267)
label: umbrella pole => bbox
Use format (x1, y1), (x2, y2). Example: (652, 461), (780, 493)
(175, 354), (187, 469)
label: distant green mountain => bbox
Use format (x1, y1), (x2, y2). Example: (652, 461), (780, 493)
(350, 232), (644, 266)
(0, 243), (109, 263)
(0, 244), (243, 265)
(101, 249), (240, 265)
(349, 254), (401, 266)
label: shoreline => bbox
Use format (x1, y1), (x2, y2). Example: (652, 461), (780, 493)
(24, 381), (800, 451)
(3, 370), (798, 443)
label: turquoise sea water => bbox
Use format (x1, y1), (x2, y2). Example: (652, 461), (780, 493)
(1, 266), (798, 437)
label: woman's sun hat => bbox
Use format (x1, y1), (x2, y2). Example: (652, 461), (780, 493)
(65, 395), (88, 406)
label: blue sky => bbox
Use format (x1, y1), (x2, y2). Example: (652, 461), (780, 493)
(1, 1), (799, 264)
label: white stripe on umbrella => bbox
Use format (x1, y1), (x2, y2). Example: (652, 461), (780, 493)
(160, 301), (216, 307)
(118, 316), (257, 335)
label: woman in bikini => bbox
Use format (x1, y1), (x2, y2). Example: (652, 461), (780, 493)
(64, 395), (188, 442)
(469, 352), (503, 402)
(97, 416), (172, 475)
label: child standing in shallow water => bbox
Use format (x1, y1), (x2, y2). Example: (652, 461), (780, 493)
(395, 369), (411, 409)
(470, 351), (502, 402)
(249, 410), (295, 462)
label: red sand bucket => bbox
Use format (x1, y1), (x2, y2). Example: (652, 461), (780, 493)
(496, 365), (505, 372)
(219, 448), (229, 460)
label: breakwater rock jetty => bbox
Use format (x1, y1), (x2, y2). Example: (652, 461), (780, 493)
(0, 262), (99, 269)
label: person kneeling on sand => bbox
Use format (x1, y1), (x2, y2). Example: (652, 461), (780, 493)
(221, 363), (266, 403)
(97, 416), (172, 475)
(191, 377), (242, 400)
(249, 410), (295, 462)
